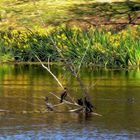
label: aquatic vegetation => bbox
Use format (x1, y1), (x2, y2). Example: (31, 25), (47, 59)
(0, 25), (140, 68)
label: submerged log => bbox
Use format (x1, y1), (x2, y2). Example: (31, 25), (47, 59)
(69, 107), (84, 113)
(0, 109), (10, 115)
(0, 109), (9, 112)
(44, 92), (102, 116)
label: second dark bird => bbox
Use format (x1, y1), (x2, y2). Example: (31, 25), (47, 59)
(77, 97), (94, 113)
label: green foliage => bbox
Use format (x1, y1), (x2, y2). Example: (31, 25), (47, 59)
(0, 25), (140, 68)
(0, 41), (14, 62)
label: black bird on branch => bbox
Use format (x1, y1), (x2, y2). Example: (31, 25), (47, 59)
(77, 97), (94, 113)
(60, 87), (67, 103)
(77, 98), (83, 106)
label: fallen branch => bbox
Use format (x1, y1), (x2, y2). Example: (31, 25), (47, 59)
(91, 112), (102, 117)
(69, 107), (84, 113)
(50, 92), (79, 106)
(0, 109), (10, 112)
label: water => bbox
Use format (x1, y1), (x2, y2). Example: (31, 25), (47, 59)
(0, 64), (140, 140)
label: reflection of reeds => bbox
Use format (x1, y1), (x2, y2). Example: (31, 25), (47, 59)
(0, 25), (140, 68)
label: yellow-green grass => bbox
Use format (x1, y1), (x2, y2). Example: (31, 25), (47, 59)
(0, 0), (94, 29)
(0, 0), (140, 30)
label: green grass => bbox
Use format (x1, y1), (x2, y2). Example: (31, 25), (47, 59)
(0, 0), (140, 30)
(0, 0), (94, 29)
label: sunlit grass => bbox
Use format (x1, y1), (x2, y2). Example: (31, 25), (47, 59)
(0, 0), (139, 30)
(0, 0), (95, 29)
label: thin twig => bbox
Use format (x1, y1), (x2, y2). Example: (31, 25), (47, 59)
(67, 94), (77, 104)
(88, 79), (100, 89)
(53, 102), (64, 107)
(48, 56), (50, 70)
(77, 45), (90, 76)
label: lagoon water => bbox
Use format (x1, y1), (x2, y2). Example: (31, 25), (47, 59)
(0, 64), (140, 140)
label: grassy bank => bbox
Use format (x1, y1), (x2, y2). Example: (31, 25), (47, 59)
(0, 0), (140, 30)
(0, 25), (140, 68)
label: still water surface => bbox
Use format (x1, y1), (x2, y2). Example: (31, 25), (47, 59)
(0, 64), (140, 140)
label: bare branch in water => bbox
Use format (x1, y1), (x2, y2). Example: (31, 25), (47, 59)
(35, 54), (78, 105)
(69, 107), (84, 113)
(35, 54), (64, 89)
(91, 112), (102, 117)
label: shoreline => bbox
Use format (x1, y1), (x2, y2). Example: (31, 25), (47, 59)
(0, 61), (139, 70)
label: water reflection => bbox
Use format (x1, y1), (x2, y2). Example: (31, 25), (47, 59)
(0, 64), (140, 139)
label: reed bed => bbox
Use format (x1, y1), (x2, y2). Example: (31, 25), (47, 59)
(0, 25), (140, 68)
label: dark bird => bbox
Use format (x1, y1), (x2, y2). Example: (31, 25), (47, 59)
(60, 87), (67, 103)
(45, 96), (53, 111)
(77, 98), (83, 106)
(45, 97), (49, 102)
(85, 97), (93, 112)
(127, 97), (135, 103)
(77, 97), (94, 113)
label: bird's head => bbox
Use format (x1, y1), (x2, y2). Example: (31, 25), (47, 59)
(64, 87), (67, 90)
